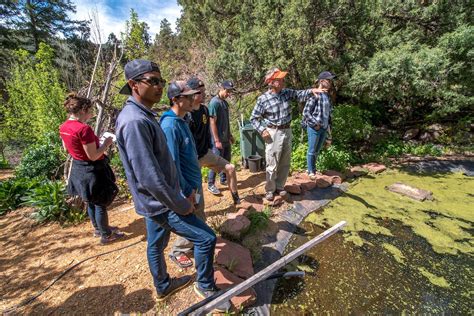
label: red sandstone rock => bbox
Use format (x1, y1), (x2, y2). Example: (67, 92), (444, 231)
(323, 170), (345, 180)
(272, 195), (284, 206)
(330, 176), (342, 185)
(362, 162), (387, 174)
(300, 181), (317, 191)
(284, 183), (302, 195)
(215, 237), (254, 279)
(214, 267), (257, 310)
(315, 175), (332, 188)
(220, 215), (250, 239)
(349, 166), (368, 177)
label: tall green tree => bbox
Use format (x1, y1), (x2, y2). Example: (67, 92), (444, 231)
(122, 9), (151, 61)
(0, 0), (88, 52)
(2, 43), (66, 143)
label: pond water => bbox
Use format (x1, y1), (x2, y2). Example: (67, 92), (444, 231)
(272, 170), (473, 314)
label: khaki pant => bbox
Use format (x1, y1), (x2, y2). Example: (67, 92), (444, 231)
(170, 188), (206, 257)
(265, 128), (292, 193)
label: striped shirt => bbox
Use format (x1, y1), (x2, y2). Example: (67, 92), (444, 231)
(302, 93), (332, 129)
(250, 88), (313, 133)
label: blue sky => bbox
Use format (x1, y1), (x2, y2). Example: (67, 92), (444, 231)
(71, 0), (182, 43)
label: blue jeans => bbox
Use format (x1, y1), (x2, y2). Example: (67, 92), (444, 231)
(87, 203), (112, 237)
(208, 143), (231, 185)
(307, 126), (327, 174)
(145, 210), (216, 294)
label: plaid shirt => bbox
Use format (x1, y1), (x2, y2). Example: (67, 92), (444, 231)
(302, 93), (332, 129)
(250, 88), (313, 133)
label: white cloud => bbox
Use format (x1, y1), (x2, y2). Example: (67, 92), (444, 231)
(71, 0), (182, 43)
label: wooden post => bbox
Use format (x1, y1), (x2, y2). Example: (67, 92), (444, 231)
(189, 220), (347, 315)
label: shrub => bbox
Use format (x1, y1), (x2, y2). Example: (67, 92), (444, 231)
(290, 143), (308, 172)
(317, 146), (352, 172)
(16, 136), (64, 179)
(22, 180), (82, 222)
(0, 177), (41, 215)
(372, 138), (444, 159)
(331, 104), (373, 145)
(0, 156), (9, 169)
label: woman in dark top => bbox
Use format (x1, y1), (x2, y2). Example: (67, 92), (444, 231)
(59, 93), (123, 244)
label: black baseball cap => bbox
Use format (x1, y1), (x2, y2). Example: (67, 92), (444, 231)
(221, 80), (236, 90)
(167, 80), (200, 101)
(187, 77), (205, 90)
(119, 59), (161, 95)
(317, 71), (336, 80)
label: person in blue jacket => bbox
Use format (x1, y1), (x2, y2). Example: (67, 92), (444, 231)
(115, 60), (230, 312)
(159, 81), (204, 268)
(160, 80), (231, 312)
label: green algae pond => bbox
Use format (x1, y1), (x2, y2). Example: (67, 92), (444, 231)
(272, 169), (473, 314)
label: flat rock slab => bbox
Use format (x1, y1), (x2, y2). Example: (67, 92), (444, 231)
(215, 237), (254, 279)
(214, 267), (257, 310)
(362, 162), (387, 173)
(386, 182), (434, 201)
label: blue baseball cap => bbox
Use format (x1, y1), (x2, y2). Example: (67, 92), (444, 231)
(187, 76), (205, 90)
(119, 59), (161, 95)
(317, 71), (336, 80)
(167, 80), (200, 101)
(221, 80), (236, 90)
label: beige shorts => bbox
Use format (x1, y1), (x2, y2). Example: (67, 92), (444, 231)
(199, 149), (229, 173)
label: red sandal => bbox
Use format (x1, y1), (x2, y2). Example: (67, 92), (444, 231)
(169, 254), (193, 268)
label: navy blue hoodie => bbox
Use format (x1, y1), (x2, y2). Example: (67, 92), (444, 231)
(160, 109), (202, 197)
(115, 97), (191, 217)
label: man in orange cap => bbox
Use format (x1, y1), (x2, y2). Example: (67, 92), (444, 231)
(250, 67), (327, 201)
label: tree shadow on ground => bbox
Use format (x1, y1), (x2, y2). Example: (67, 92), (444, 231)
(119, 217), (146, 239)
(236, 172), (266, 191)
(29, 285), (155, 315)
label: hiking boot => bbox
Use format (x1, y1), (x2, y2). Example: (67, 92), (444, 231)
(94, 226), (119, 238)
(208, 184), (221, 195)
(265, 191), (274, 202)
(193, 283), (231, 313)
(156, 275), (193, 301)
(100, 231), (125, 245)
(231, 192), (241, 205)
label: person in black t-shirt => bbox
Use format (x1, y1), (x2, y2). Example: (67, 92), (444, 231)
(187, 77), (240, 205)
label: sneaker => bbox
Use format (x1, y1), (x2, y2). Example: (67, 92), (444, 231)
(265, 191), (274, 201)
(193, 283), (231, 313)
(156, 275), (193, 302)
(220, 179), (228, 186)
(93, 226), (119, 238)
(100, 231), (125, 244)
(208, 184), (221, 195)
(309, 173), (316, 180)
(276, 190), (287, 197)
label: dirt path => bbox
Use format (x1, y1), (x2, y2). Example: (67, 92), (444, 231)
(0, 169), (267, 315)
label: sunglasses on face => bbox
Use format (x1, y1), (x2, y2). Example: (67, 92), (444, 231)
(134, 76), (167, 88)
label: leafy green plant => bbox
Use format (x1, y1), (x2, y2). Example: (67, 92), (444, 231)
(22, 180), (77, 222)
(201, 167), (210, 182)
(290, 143), (308, 172)
(317, 146), (352, 172)
(0, 177), (41, 215)
(15, 138), (64, 179)
(247, 207), (272, 234)
(0, 156), (9, 169)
